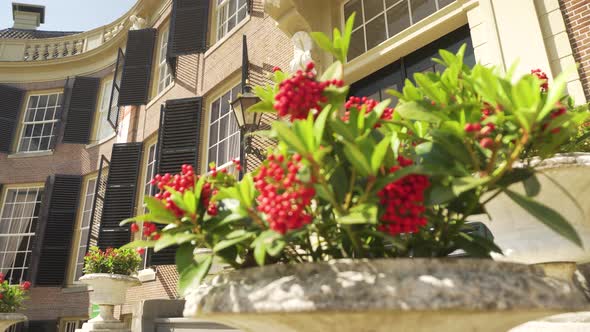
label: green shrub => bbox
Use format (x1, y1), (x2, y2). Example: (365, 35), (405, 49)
(83, 246), (142, 276)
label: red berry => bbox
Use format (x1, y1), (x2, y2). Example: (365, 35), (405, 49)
(130, 223), (139, 233)
(480, 137), (494, 149)
(136, 248), (146, 255)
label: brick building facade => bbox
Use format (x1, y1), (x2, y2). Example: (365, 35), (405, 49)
(0, 0), (588, 331)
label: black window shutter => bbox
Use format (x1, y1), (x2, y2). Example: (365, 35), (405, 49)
(118, 29), (157, 106)
(97, 143), (143, 249)
(149, 97), (202, 265)
(62, 77), (100, 144)
(0, 84), (25, 153)
(31, 175), (82, 286)
(167, 0), (210, 58)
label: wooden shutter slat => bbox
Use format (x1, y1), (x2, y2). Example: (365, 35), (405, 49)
(167, 0), (210, 58)
(97, 143), (142, 249)
(31, 175), (82, 286)
(149, 97), (202, 265)
(0, 85), (25, 153)
(62, 77), (100, 144)
(118, 29), (157, 106)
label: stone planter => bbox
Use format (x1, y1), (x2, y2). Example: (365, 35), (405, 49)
(184, 259), (588, 332)
(77, 273), (140, 332)
(478, 153), (590, 264)
(0, 313), (26, 332)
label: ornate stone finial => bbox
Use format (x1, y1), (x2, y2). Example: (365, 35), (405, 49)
(290, 31), (313, 72)
(129, 15), (146, 30)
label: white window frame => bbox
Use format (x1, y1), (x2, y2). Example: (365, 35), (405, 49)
(0, 186), (43, 284)
(72, 176), (97, 282)
(344, 0), (454, 60)
(206, 84), (241, 171)
(17, 92), (63, 153)
(216, 0), (249, 41)
(139, 142), (158, 269)
(157, 28), (173, 94)
(96, 79), (116, 141)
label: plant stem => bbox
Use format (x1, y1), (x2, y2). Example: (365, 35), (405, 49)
(465, 138), (481, 172)
(344, 168), (356, 209)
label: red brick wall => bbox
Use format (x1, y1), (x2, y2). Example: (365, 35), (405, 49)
(560, 0), (590, 100)
(21, 287), (89, 321)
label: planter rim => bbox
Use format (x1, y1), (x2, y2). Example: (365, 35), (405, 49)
(520, 152), (590, 169)
(79, 273), (141, 285)
(184, 258), (588, 317)
(0, 313), (27, 321)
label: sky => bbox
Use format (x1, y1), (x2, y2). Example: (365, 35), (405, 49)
(0, 0), (136, 31)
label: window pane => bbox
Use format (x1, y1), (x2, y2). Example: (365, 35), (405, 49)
(410, 0), (436, 23)
(237, 7), (247, 22)
(345, 0), (363, 29)
(218, 139), (228, 165)
(364, 0), (385, 21)
(38, 95), (48, 108)
(219, 116), (229, 140)
(229, 0), (237, 13)
(220, 92), (231, 116)
(211, 99), (220, 122)
(208, 146), (217, 165)
(349, 27), (366, 60)
(365, 14), (387, 50)
(209, 122), (218, 145)
(387, 1), (411, 37)
(438, 0), (454, 8)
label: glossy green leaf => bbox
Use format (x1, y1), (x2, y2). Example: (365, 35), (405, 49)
(371, 137), (390, 173)
(273, 121), (308, 154)
(175, 243), (195, 274)
(342, 141), (372, 176)
(339, 204), (378, 224)
(396, 101), (443, 124)
(178, 255), (213, 295)
(143, 197), (177, 223)
(213, 233), (255, 252)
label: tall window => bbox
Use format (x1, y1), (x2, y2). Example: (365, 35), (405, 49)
(344, 0), (455, 60)
(73, 177), (97, 281)
(0, 187), (43, 284)
(17, 92), (63, 152)
(157, 28), (173, 94)
(208, 84), (241, 169)
(96, 79), (116, 141)
(143, 143), (158, 210)
(216, 0), (248, 41)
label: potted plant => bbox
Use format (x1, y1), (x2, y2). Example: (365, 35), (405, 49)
(122, 15), (589, 332)
(0, 274), (29, 331)
(78, 247), (141, 331)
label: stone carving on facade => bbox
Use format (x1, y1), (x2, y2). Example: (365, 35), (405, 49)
(290, 31), (313, 72)
(129, 15), (146, 30)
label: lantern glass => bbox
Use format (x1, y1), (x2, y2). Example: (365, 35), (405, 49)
(231, 92), (261, 129)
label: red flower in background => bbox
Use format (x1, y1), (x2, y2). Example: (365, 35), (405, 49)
(531, 69), (549, 92)
(20, 281), (31, 291)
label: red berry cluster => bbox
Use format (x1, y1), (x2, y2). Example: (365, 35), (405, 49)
(377, 156), (430, 236)
(140, 222), (159, 240)
(151, 164), (197, 217)
(531, 69), (549, 92)
(464, 103), (498, 150)
(274, 62), (344, 121)
(254, 153), (315, 234)
(342, 96), (394, 127)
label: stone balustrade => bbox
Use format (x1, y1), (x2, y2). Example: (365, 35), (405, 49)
(0, 12), (130, 62)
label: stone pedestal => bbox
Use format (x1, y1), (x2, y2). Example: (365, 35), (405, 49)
(184, 259), (588, 332)
(0, 313), (26, 332)
(76, 274), (140, 332)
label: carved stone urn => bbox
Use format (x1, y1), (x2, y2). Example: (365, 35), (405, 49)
(77, 273), (141, 332)
(0, 313), (26, 332)
(184, 259), (588, 332)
